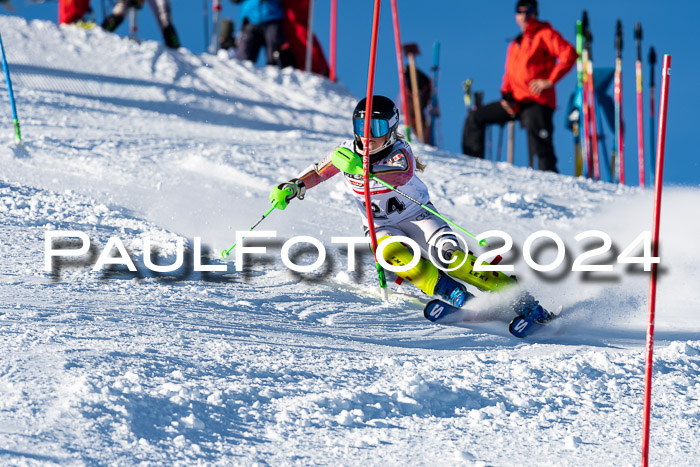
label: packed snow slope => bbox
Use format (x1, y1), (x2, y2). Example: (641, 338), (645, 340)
(0, 16), (698, 465)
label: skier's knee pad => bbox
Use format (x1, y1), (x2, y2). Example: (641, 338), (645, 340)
(377, 235), (439, 295)
(447, 250), (518, 292)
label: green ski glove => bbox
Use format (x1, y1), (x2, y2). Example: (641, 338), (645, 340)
(269, 178), (306, 210)
(331, 147), (364, 175)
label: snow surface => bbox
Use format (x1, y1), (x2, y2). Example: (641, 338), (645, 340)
(0, 16), (698, 465)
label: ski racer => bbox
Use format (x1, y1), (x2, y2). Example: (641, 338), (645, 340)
(269, 95), (551, 323)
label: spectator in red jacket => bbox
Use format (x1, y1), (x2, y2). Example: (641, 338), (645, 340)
(58, 0), (91, 24)
(462, 0), (577, 172)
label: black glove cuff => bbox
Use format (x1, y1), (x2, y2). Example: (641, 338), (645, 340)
(289, 178), (306, 200)
(277, 179), (306, 202)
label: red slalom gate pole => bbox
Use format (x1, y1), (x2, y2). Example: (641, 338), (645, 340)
(390, 0), (409, 139)
(641, 54), (671, 467)
(362, 0), (388, 299)
(329, 0), (337, 82)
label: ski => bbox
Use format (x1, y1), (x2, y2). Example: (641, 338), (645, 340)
(614, 20), (624, 184)
(573, 19), (584, 177)
(580, 12), (592, 178)
(423, 299), (463, 323)
(648, 46), (657, 183)
(509, 305), (563, 338)
(583, 14), (601, 180)
(635, 22), (645, 187)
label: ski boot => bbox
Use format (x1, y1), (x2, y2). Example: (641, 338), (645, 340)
(101, 14), (124, 32)
(161, 24), (181, 49)
(433, 272), (471, 308)
(511, 291), (554, 324)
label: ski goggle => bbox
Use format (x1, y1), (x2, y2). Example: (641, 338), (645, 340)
(353, 116), (397, 138)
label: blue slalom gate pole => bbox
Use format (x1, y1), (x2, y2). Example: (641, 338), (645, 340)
(0, 30), (21, 143)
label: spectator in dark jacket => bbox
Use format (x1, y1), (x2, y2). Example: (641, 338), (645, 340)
(462, 0), (576, 172)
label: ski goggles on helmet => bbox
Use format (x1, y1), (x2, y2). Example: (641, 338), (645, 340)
(353, 115), (398, 138)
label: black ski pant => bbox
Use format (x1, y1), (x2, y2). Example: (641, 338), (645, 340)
(462, 101), (558, 173)
(236, 20), (286, 66)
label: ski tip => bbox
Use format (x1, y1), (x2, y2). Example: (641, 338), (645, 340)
(509, 314), (536, 338)
(423, 299), (440, 320)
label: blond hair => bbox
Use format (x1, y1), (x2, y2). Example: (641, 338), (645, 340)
(396, 133), (426, 172)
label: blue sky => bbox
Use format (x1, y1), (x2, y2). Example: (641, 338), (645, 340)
(4, 0), (698, 186)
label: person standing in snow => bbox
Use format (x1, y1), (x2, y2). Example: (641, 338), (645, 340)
(231, 0), (291, 67)
(269, 96), (550, 321)
(462, 0), (577, 172)
(58, 0), (92, 25)
(102, 0), (180, 49)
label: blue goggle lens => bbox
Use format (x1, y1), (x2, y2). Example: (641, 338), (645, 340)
(353, 118), (391, 138)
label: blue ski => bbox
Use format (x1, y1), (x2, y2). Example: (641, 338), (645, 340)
(423, 299), (462, 323)
(509, 305), (563, 338)
(509, 314), (541, 338)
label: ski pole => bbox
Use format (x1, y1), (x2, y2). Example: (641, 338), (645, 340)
(0, 30), (21, 143)
(580, 13), (592, 178)
(574, 19), (584, 178)
(210, 0), (221, 54)
(129, 6), (138, 40)
(635, 22), (645, 187)
(305, 0), (315, 72)
(496, 123), (504, 162)
(584, 18), (601, 180)
(648, 46), (657, 182)
(369, 174), (487, 247)
(614, 19), (624, 184)
(221, 203), (278, 258)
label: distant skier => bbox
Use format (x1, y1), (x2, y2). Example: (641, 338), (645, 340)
(102, 0), (180, 49)
(269, 95), (552, 323)
(462, 0), (577, 172)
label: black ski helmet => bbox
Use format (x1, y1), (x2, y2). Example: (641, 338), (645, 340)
(515, 0), (538, 15)
(352, 95), (400, 154)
